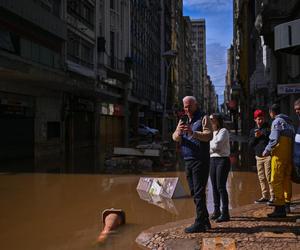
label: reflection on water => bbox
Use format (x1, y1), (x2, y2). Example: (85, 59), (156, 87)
(1, 171), (300, 250)
(137, 190), (179, 215)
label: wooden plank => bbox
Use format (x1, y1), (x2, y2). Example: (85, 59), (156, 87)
(202, 237), (236, 250)
(113, 147), (160, 157)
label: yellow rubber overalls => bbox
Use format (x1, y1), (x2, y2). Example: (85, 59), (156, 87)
(270, 136), (293, 206)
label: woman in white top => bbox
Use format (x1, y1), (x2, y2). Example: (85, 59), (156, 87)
(209, 113), (231, 222)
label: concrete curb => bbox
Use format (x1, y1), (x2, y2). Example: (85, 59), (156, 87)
(136, 196), (300, 250)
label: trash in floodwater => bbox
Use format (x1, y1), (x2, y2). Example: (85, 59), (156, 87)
(137, 190), (179, 215)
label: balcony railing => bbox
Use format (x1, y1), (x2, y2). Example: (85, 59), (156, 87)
(108, 55), (125, 72)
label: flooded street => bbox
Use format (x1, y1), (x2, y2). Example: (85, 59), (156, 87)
(1, 171), (300, 250)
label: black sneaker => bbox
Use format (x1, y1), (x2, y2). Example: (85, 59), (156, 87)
(184, 223), (206, 233)
(204, 219), (211, 230)
(267, 200), (276, 206)
(267, 206), (286, 218)
(210, 211), (221, 220)
(254, 197), (269, 204)
(215, 213), (230, 223)
(285, 203), (291, 213)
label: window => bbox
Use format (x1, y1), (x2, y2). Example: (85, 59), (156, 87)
(67, 0), (79, 12)
(82, 3), (93, 24)
(36, 0), (61, 17)
(67, 30), (94, 68)
(0, 30), (20, 54)
(81, 43), (93, 65)
(20, 38), (60, 68)
(110, 31), (115, 68)
(110, 0), (114, 9)
(47, 122), (61, 139)
(67, 31), (80, 58)
(67, 0), (94, 29)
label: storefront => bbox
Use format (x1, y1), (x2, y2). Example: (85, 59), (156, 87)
(65, 96), (96, 173)
(97, 102), (125, 169)
(0, 92), (35, 172)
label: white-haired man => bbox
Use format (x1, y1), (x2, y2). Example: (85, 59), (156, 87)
(172, 96), (213, 233)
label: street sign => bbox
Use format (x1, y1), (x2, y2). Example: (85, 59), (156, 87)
(277, 84), (300, 94)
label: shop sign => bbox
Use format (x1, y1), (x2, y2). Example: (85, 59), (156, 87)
(156, 103), (163, 112)
(100, 103), (108, 115)
(103, 78), (117, 85)
(0, 98), (32, 116)
(277, 84), (300, 94)
(1, 99), (29, 107)
(113, 104), (124, 116)
(108, 104), (114, 115)
(100, 103), (124, 116)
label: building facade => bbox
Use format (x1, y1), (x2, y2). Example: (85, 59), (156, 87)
(97, 0), (131, 167)
(255, 0), (300, 120)
(182, 16), (193, 98)
(232, 0), (300, 134)
(191, 19), (206, 108)
(130, 0), (162, 132)
(232, 0), (254, 134)
(0, 0), (132, 172)
(0, 0), (67, 172)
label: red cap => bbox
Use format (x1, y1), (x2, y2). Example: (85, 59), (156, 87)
(254, 109), (264, 119)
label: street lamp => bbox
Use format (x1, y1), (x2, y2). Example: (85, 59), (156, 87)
(162, 49), (177, 141)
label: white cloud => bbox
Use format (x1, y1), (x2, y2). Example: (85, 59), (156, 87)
(183, 0), (231, 11)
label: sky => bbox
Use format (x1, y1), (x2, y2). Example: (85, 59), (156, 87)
(183, 0), (233, 106)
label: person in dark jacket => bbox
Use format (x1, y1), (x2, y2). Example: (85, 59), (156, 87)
(172, 96), (213, 233)
(249, 109), (274, 204)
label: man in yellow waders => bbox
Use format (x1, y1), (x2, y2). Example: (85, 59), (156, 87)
(263, 104), (295, 218)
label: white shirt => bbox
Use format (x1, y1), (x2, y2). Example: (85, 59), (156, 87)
(210, 128), (230, 157)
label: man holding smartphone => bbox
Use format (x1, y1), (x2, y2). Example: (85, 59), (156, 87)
(172, 96), (213, 233)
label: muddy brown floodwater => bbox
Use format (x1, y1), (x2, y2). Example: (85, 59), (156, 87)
(1, 171), (300, 250)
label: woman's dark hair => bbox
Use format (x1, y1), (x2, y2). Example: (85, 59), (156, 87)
(269, 103), (280, 115)
(211, 113), (224, 129)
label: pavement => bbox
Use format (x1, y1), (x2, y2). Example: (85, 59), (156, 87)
(136, 195), (300, 250)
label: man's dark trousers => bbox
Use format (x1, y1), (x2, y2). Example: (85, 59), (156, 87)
(185, 159), (210, 225)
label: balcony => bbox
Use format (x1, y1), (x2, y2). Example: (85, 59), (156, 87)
(108, 55), (125, 72)
(99, 55), (131, 83)
(0, 0), (66, 40)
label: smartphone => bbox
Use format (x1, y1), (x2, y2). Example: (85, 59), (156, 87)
(181, 115), (189, 125)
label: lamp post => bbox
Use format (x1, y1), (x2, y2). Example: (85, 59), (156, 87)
(162, 50), (177, 141)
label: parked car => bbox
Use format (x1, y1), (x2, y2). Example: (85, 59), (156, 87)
(138, 124), (159, 137)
